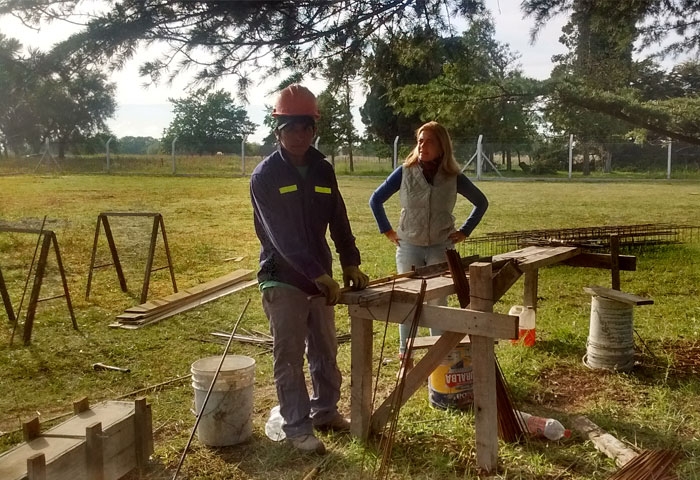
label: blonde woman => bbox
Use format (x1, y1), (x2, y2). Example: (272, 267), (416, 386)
(369, 121), (488, 374)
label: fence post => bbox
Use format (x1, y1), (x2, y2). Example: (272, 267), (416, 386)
(476, 134), (483, 181)
(241, 137), (246, 175)
(667, 140), (672, 180)
(171, 136), (178, 175)
(105, 137), (113, 173)
(568, 134), (574, 179)
(393, 136), (399, 169)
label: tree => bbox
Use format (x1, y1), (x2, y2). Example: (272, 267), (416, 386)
(386, 18), (540, 170)
(522, 0), (700, 146)
(360, 28), (460, 145)
(316, 90), (344, 165)
(0, 33), (116, 157)
(0, 1), (485, 94)
(162, 89), (256, 154)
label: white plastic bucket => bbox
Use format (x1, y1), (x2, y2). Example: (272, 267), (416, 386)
(191, 355), (256, 446)
(428, 343), (473, 411)
(585, 296), (635, 371)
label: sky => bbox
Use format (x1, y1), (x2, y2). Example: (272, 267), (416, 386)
(1, 0), (567, 143)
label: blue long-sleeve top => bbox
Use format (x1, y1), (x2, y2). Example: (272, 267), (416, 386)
(369, 166), (488, 237)
(250, 146), (361, 294)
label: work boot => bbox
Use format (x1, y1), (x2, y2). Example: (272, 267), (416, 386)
(396, 353), (414, 380)
(313, 412), (351, 433)
(286, 433), (326, 454)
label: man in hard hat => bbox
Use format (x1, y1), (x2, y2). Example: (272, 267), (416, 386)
(250, 84), (369, 454)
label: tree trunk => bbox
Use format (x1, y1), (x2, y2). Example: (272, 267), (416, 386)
(506, 149), (512, 171)
(583, 149), (591, 176)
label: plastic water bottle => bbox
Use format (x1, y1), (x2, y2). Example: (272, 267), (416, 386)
(264, 405), (286, 441)
(515, 410), (571, 441)
(509, 305), (536, 347)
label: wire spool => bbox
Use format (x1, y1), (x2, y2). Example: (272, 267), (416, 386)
(584, 296), (635, 372)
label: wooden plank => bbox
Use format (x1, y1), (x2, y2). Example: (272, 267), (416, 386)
(85, 423), (104, 480)
(370, 331), (464, 433)
(124, 269), (254, 315)
(113, 279), (257, 328)
(411, 335), (470, 349)
(610, 235), (620, 290)
(26, 453), (46, 480)
(583, 286), (653, 306)
(348, 303), (518, 340)
(73, 397), (90, 414)
(571, 415), (639, 468)
(23, 418), (41, 442)
(340, 275), (455, 306)
(562, 253), (636, 271)
(0, 437), (85, 480)
(515, 246), (581, 271)
(46, 402), (135, 437)
(523, 270), (538, 309)
(134, 398), (153, 468)
(470, 262), (498, 473)
(492, 260), (522, 302)
(350, 315), (373, 440)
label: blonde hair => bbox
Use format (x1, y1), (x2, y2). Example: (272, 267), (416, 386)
(403, 121), (460, 175)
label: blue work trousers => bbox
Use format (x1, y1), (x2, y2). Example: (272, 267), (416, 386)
(262, 287), (342, 438)
(396, 241), (452, 355)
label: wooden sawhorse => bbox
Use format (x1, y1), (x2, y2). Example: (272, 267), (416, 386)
(86, 212), (177, 304)
(0, 227), (77, 345)
(342, 245), (636, 472)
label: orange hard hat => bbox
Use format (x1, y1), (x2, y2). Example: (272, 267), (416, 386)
(272, 84), (321, 119)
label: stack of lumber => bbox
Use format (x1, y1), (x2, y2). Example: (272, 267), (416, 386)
(111, 269), (257, 329)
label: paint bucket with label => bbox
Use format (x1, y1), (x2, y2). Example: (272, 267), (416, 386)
(428, 343), (473, 411)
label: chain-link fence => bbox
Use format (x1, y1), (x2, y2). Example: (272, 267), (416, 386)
(2, 135), (699, 178)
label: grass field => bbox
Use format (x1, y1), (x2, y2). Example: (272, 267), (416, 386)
(1, 175), (699, 479)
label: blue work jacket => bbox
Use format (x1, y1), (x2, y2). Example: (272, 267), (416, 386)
(250, 146), (361, 294)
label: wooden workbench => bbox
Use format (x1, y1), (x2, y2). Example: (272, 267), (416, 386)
(339, 245), (635, 472)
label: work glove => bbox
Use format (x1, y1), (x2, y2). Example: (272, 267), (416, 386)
(343, 265), (369, 290)
(314, 273), (341, 306)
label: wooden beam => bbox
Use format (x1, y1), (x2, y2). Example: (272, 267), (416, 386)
(341, 275), (455, 306)
(26, 453), (46, 480)
(610, 235), (621, 290)
(85, 422), (104, 480)
(411, 335), (470, 349)
(492, 260), (522, 302)
(73, 397), (90, 414)
(350, 315), (373, 440)
(348, 303), (517, 340)
(584, 286), (653, 306)
(523, 270), (538, 310)
(23, 417), (41, 442)
(562, 253), (636, 271)
(370, 331), (465, 433)
(469, 262), (498, 473)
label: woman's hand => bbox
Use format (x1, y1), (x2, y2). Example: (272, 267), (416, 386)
(384, 229), (400, 246)
(449, 230), (467, 244)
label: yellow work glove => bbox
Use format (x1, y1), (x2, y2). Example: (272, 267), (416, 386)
(342, 265), (369, 290)
(314, 274), (341, 305)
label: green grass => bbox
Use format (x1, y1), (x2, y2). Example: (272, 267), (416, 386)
(1, 175), (700, 479)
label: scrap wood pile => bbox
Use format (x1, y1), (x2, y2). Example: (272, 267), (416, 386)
(111, 269), (257, 329)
